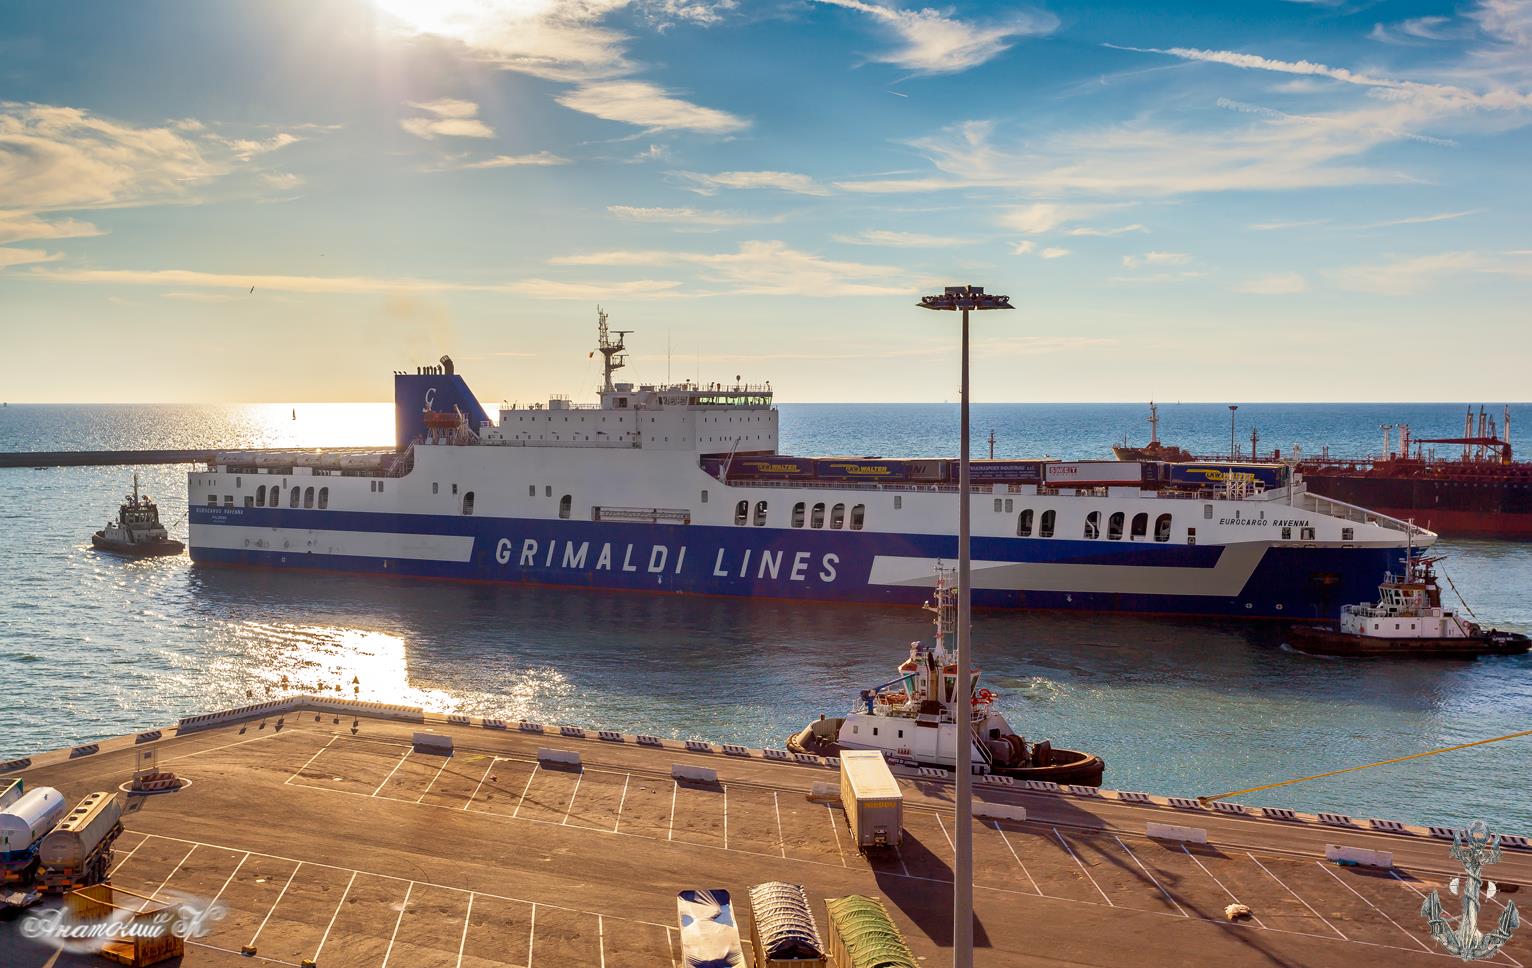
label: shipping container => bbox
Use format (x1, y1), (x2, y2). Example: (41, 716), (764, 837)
(823, 895), (918, 968)
(963, 459), (1046, 483)
(678, 889), (746, 968)
(748, 882), (827, 967)
(726, 456), (817, 479)
(814, 459), (913, 482)
(0, 787), (66, 873)
(839, 751), (903, 850)
(1044, 460), (1146, 486)
(1166, 462), (1287, 490)
(40, 792), (123, 892)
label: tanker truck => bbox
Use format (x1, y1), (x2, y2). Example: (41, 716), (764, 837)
(40, 792), (124, 893)
(0, 786), (67, 886)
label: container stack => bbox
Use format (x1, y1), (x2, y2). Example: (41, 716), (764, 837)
(747, 881), (826, 967)
(823, 895), (918, 968)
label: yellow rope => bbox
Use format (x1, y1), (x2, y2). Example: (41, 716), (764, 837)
(1198, 728), (1532, 805)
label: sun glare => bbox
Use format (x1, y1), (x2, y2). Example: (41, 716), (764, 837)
(372, 0), (555, 38)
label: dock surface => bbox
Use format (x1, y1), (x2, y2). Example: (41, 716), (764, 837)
(5, 701), (1529, 967)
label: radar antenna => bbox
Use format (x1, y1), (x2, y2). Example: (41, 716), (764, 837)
(594, 306), (633, 393)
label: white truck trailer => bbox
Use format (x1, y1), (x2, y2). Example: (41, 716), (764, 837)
(839, 750), (903, 851)
(40, 792), (124, 893)
(0, 786), (67, 884)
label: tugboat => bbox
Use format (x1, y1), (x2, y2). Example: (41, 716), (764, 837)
(1287, 549), (1529, 658)
(91, 475), (185, 557)
(789, 568), (1105, 785)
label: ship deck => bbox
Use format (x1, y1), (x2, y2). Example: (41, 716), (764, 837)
(5, 703), (1530, 967)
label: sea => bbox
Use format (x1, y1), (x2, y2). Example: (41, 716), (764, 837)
(1, 401), (1529, 832)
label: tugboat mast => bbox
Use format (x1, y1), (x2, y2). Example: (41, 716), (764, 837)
(594, 307), (633, 393)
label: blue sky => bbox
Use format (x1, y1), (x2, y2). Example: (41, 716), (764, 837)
(2, 0), (1529, 403)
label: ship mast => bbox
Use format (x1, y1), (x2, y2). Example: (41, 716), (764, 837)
(594, 307), (633, 393)
(1148, 401), (1160, 446)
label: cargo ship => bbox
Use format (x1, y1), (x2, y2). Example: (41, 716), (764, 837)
(1116, 404), (1531, 539)
(185, 311), (1433, 620)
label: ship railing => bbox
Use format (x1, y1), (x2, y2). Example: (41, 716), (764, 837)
(1291, 489), (1426, 536)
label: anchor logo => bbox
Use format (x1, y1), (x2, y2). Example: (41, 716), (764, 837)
(1421, 821), (1521, 960)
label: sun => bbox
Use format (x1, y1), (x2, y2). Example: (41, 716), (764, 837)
(371, 0), (556, 39)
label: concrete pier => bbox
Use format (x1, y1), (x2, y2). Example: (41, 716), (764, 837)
(4, 697), (1528, 967)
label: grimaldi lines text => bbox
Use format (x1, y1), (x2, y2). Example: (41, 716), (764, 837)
(186, 339), (1432, 621)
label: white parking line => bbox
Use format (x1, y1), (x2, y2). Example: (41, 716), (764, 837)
(668, 781), (679, 842)
(456, 892), (475, 968)
(168, 728), (307, 765)
(1114, 835), (1187, 917)
(418, 755), (453, 803)
(1247, 852), (1347, 941)
(108, 835), (147, 877)
(1389, 871), (1523, 968)
(463, 757), (499, 810)
(598, 913), (607, 968)
(527, 901), (538, 968)
(772, 792), (787, 858)
(207, 851), (250, 912)
(312, 869), (357, 966)
(614, 774), (631, 833)
(825, 803), (848, 867)
(371, 749), (413, 798)
(935, 812), (956, 852)
(1180, 844), (1266, 929)
(248, 862), (302, 948)
(380, 880), (415, 968)
(722, 785), (729, 850)
(990, 821), (1041, 896)
(561, 771), (584, 825)
(284, 735), (336, 786)
(1315, 861), (1432, 953)
(514, 764), (541, 819)
(140, 844), (198, 912)
(1053, 828), (1113, 907)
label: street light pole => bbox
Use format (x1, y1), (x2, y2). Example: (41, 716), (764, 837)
(1229, 405), (1239, 460)
(918, 285), (1012, 968)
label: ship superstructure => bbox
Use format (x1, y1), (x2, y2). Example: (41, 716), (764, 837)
(187, 315), (1434, 620)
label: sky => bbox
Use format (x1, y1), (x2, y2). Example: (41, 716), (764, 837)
(1, 0), (1530, 404)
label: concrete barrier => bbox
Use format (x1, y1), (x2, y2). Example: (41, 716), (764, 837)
(918, 767), (946, 779)
(792, 753), (823, 766)
(559, 726), (586, 738)
(762, 748), (790, 761)
(1022, 780), (1061, 794)
(1501, 834), (1530, 850)
(135, 730), (162, 744)
(1147, 822), (1208, 844)
(412, 733), (453, 755)
(1166, 797), (1203, 810)
(482, 719), (507, 730)
(684, 740), (713, 753)
(808, 782), (839, 802)
(1326, 844), (1392, 868)
(636, 735), (663, 747)
(1116, 791), (1152, 804)
(1067, 785), (1102, 798)
(597, 731), (624, 742)
(974, 803), (1027, 822)
(1427, 825), (1458, 840)
(979, 774), (1016, 786)
(1211, 802), (1248, 815)
(0, 757), (31, 772)
(518, 721), (545, 733)
(722, 744), (751, 757)
(672, 763), (718, 783)
(1262, 807), (1299, 821)
(447, 714), (471, 725)
(825, 757), (840, 768)
(538, 748), (582, 767)
(1369, 818), (1406, 834)
(70, 744), (100, 758)
(1317, 812), (1356, 827)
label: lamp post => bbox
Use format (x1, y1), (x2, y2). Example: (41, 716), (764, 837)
(1229, 405), (1239, 460)
(918, 285), (1013, 968)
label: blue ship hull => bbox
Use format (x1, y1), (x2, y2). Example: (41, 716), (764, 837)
(188, 505), (1396, 620)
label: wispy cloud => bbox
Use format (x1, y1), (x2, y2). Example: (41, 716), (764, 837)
(0, 247), (59, 269)
(1067, 223), (1147, 237)
(832, 229), (966, 247)
(1354, 209), (1483, 229)
(1010, 240), (1035, 255)
(674, 170), (831, 196)
(555, 81), (748, 133)
(1234, 271), (1308, 294)
(548, 239), (911, 295)
(1369, 16), (1471, 45)
(1249, 218), (1330, 231)
(1121, 251), (1191, 269)
(810, 0), (1057, 73)
(0, 212), (105, 245)
(607, 205), (784, 227)
(999, 203), (1097, 234)
(1040, 247), (1070, 259)
(1327, 250), (1532, 294)
(456, 151), (571, 169)
(400, 99), (495, 139)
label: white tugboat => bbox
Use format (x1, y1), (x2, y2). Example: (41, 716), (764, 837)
(789, 567), (1105, 784)
(1287, 549), (1529, 657)
(91, 475), (185, 557)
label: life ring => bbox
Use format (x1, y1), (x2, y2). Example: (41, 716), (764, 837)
(972, 688), (996, 705)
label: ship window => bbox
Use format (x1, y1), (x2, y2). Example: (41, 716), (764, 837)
(235, 477), (241, 488)
(290, 486), (300, 508)
(851, 504), (865, 530)
(559, 495), (572, 519)
(1084, 511), (1101, 539)
(830, 504), (845, 529)
(1017, 509), (1033, 536)
(1155, 513), (1172, 542)
(791, 502), (806, 528)
(318, 487), (328, 509)
(245, 496), (254, 508)
(1040, 510), (1056, 538)
(893, 496), (902, 510)
(1131, 512), (1147, 539)
(1108, 512), (1125, 540)
(1004, 498), (1013, 513)
(701, 489), (708, 504)
(255, 486), (265, 507)
(224, 495), (233, 507)
(529, 485), (536, 497)
(432, 482), (439, 495)
(303, 486), (314, 509)
(452, 483), (458, 495)
(546, 486), (553, 497)
(207, 494), (217, 507)
(754, 501), (768, 526)
(463, 491), (475, 516)
(735, 500), (749, 525)
(1281, 526), (1292, 540)
(378, 481), (384, 493)
(1342, 527), (1354, 541)
(1301, 526), (1316, 540)
(1203, 504), (1213, 519)
(1187, 526), (1197, 545)
(994, 498), (1003, 513)
(811, 503), (826, 528)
